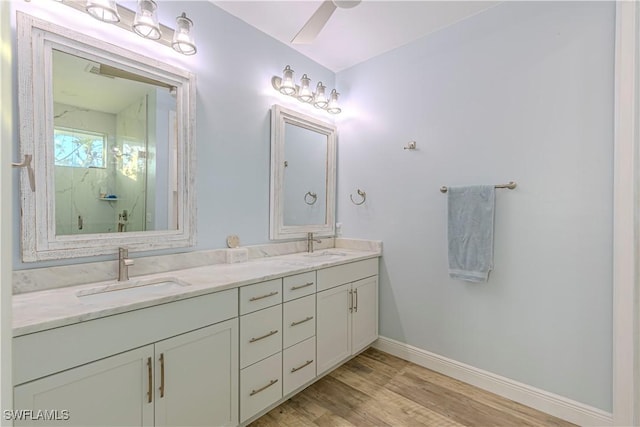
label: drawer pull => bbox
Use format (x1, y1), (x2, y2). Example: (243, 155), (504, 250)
(146, 357), (153, 403)
(159, 353), (165, 398)
(249, 379), (278, 396)
(249, 291), (279, 301)
(290, 316), (314, 327)
(354, 288), (358, 313)
(290, 282), (314, 291)
(249, 330), (278, 343)
(290, 359), (314, 373)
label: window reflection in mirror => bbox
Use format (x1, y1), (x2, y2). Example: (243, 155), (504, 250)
(52, 49), (178, 235)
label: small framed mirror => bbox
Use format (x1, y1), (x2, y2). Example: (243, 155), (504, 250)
(17, 12), (196, 261)
(270, 105), (336, 239)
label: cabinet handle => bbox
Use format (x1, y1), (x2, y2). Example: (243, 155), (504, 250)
(290, 282), (314, 291)
(159, 353), (165, 398)
(349, 289), (353, 313)
(249, 379), (278, 396)
(290, 359), (314, 373)
(249, 330), (278, 343)
(290, 316), (314, 327)
(354, 288), (358, 313)
(249, 291), (279, 301)
(146, 357), (153, 403)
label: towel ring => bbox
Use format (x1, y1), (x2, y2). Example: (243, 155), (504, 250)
(304, 191), (317, 205)
(350, 189), (366, 205)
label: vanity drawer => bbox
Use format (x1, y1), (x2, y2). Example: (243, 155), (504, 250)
(317, 258), (378, 292)
(283, 295), (315, 349)
(240, 352), (282, 423)
(240, 279), (282, 315)
(240, 305), (282, 368)
(283, 271), (316, 302)
(283, 337), (316, 396)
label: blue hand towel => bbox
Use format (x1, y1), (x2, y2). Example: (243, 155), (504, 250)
(447, 185), (495, 282)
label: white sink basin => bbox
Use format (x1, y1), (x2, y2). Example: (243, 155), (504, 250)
(302, 250), (348, 259)
(76, 277), (190, 304)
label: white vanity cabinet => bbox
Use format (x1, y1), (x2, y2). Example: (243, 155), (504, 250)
(316, 259), (379, 375)
(13, 254), (380, 427)
(239, 272), (318, 423)
(13, 290), (239, 427)
(154, 319), (238, 427)
(14, 345), (155, 427)
(239, 279), (284, 423)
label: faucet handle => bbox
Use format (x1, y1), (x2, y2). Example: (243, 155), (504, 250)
(119, 248), (134, 262)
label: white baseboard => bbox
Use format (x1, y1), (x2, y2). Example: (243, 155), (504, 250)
(373, 336), (613, 427)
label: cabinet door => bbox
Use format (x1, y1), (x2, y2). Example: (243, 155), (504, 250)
(351, 276), (378, 354)
(14, 345), (154, 427)
(316, 283), (351, 375)
(154, 319), (238, 427)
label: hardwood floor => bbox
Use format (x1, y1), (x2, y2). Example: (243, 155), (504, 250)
(249, 348), (576, 427)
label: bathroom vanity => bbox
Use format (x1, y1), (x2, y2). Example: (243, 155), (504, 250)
(12, 248), (380, 426)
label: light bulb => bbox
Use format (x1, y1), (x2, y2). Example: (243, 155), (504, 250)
(313, 82), (328, 109)
(326, 89), (341, 114)
(279, 65), (296, 96)
(86, 0), (120, 23)
(297, 74), (313, 103)
(133, 0), (161, 40)
(172, 12), (197, 55)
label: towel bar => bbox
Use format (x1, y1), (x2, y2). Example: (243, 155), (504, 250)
(440, 181), (516, 193)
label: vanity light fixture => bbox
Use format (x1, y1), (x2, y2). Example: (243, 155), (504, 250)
(55, 1), (197, 56)
(86, 0), (121, 23)
(132, 0), (161, 40)
(172, 12), (197, 55)
(271, 65), (342, 114)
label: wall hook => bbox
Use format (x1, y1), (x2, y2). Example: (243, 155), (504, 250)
(350, 189), (366, 205)
(403, 141), (417, 150)
(12, 154), (35, 192)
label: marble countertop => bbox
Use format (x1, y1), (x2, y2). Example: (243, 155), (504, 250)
(13, 248), (380, 337)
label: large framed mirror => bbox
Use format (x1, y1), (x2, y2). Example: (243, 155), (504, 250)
(270, 105), (336, 239)
(17, 12), (196, 261)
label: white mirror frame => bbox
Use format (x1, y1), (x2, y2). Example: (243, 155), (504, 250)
(270, 105), (336, 240)
(17, 12), (196, 261)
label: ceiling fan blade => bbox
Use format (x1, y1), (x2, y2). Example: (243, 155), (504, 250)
(291, 0), (338, 44)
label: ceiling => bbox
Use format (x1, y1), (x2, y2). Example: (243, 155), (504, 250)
(213, 1), (500, 72)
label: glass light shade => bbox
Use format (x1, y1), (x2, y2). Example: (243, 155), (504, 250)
(297, 74), (313, 102)
(172, 12), (197, 55)
(326, 89), (341, 114)
(133, 0), (161, 40)
(313, 82), (328, 109)
(279, 65), (296, 96)
(86, 0), (120, 23)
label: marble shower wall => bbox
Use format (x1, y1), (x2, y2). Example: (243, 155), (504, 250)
(53, 103), (117, 234)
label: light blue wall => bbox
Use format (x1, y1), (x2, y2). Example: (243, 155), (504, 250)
(336, 1), (614, 411)
(11, 1), (335, 269)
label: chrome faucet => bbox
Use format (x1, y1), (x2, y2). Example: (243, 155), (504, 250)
(118, 247), (134, 282)
(307, 232), (321, 253)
